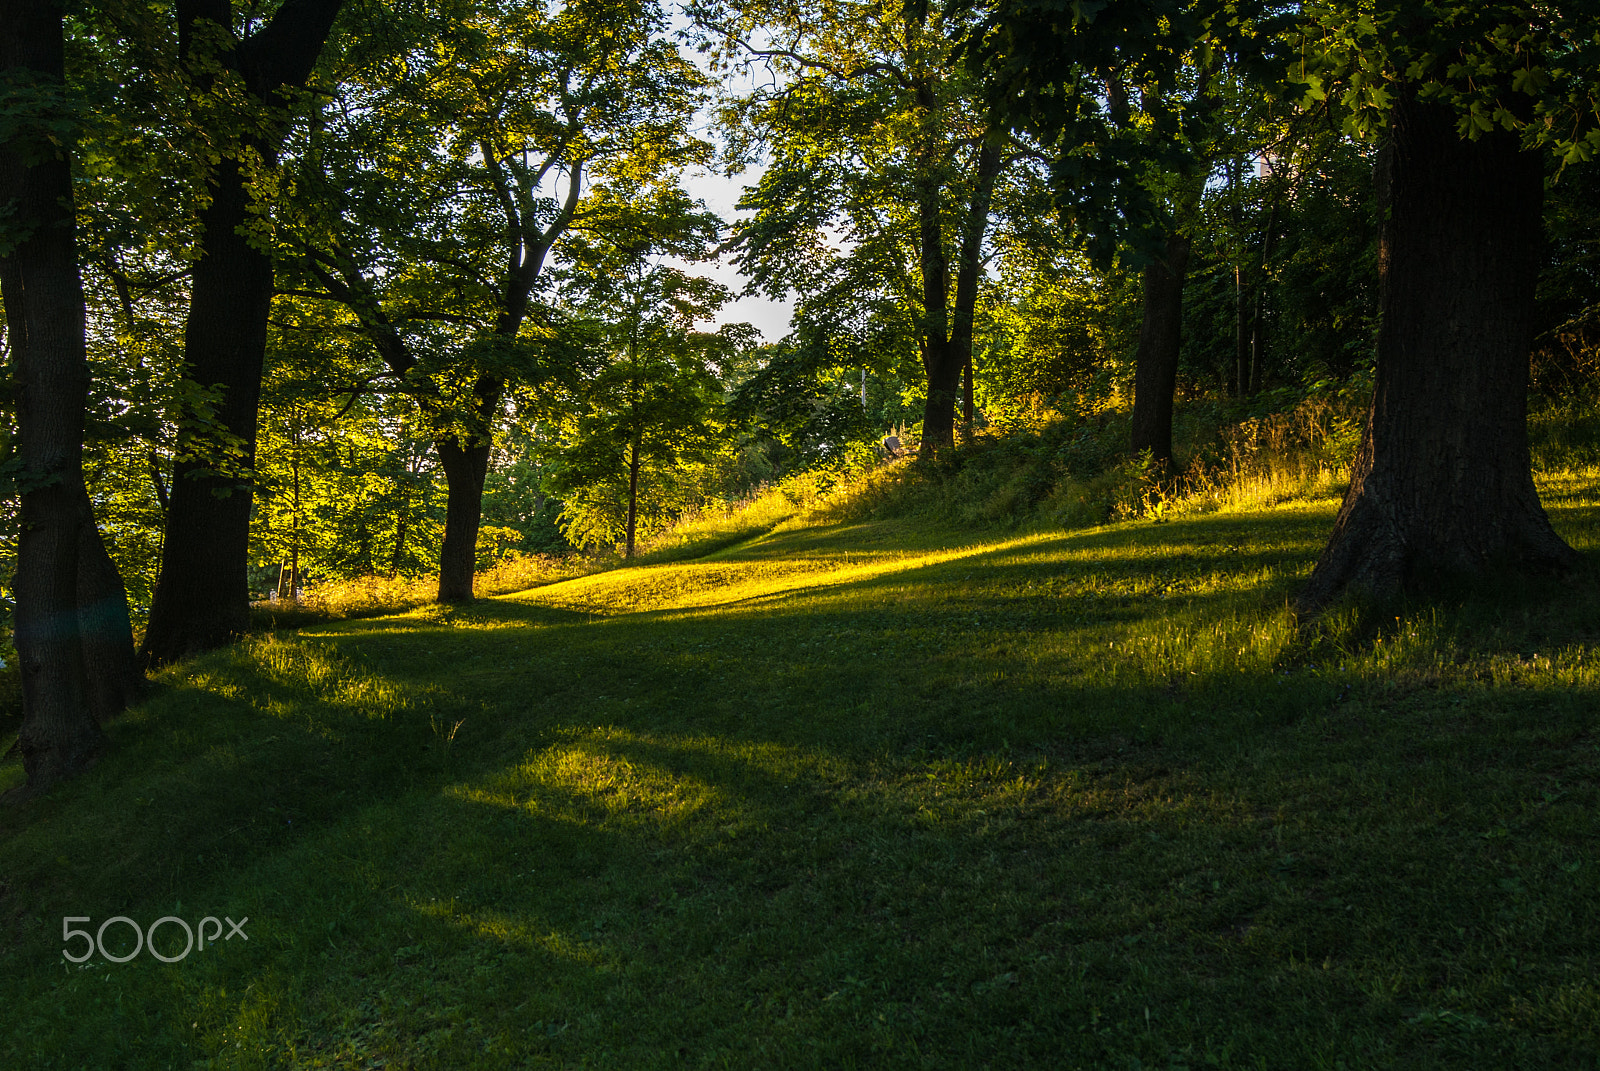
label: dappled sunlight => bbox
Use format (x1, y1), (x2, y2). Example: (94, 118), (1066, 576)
(450, 736), (729, 830)
(10, 475), (1600, 1068)
(405, 900), (605, 966)
(239, 635), (419, 722)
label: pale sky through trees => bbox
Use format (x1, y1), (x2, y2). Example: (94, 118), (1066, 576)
(680, 162), (796, 341)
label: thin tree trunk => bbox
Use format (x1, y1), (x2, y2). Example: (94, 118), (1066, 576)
(290, 432), (302, 600)
(1234, 263), (1248, 397)
(915, 134), (957, 459)
(141, 0), (344, 667)
(962, 356), (974, 433)
(390, 509), (407, 577)
(625, 434), (642, 558)
(1297, 94), (1577, 609)
(1249, 201), (1280, 394)
(1227, 157), (1247, 396)
(1129, 232), (1193, 470)
(1, 0), (105, 791)
(435, 438), (491, 601)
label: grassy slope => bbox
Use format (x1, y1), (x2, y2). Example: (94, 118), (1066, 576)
(2, 479), (1599, 1069)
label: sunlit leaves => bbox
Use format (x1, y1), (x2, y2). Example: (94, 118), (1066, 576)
(1291, 0), (1600, 156)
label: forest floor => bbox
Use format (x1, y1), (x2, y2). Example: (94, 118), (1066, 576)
(2, 471), (1599, 1068)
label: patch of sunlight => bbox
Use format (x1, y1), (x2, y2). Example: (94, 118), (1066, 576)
(1021, 603), (1301, 686)
(1173, 461), (1349, 517)
(508, 532), (1056, 617)
(249, 636), (417, 720)
(405, 901), (603, 963)
(173, 636), (421, 723)
(450, 728), (850, 840)
(1538, 464), (1600, 506)
(449, 738), (726, 829)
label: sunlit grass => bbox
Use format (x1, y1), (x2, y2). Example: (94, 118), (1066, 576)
(2, 440), (1600, 1067)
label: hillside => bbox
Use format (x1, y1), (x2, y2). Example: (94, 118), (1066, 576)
(2, 472), (1599, 1068)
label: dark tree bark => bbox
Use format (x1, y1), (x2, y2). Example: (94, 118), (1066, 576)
(1297, 95), (1577, 609)
(435, 437), (492, 602)
(919, 134), (1002, 459)
(915, 149), (958, 459)
(1233, 262), (1249, 396)
(141, 0), (344, 667)
(961, 355), (974, 433)
(77, 519), (141, 723)
(141, 157), (273, 661)
(1128, 231), (1192, 470)
(1, 0), (105, 791)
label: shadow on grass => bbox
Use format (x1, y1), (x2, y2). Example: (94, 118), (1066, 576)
(4, 501), (1600, 1067)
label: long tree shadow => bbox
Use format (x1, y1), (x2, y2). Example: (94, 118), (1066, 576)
(7, 502), (1600, 1067)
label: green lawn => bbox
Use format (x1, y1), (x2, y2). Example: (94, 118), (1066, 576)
(2, 485), (1599, 1068)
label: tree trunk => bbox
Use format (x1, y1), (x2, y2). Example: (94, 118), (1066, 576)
(919, 336), (963, 460)
(915, 145), (957, 459)
(141, 158), (271, 664)
(926, 136), (1003, 458)
(389, 509), (407, 577)
(435, 438), (491, 601)
(77, 519), (141, 724)
(962, 355), (974, 434)
(1129, 232), (1192, 470)
(1233, 263), (1248, 397)
(1224, 156), (1253, 396)
(141, 0), (344, 666)
(1297, 95), (1577, 609)
(624, 434), (642, 558)
(1, 0), (105, 791)
(1249, 201), (1280, 394)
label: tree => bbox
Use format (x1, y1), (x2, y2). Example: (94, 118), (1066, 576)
(1124, 61), (1220, 470)
(290, 0), (706, 599)
(965, 0), (1240, 467)
(549, 185), (747, 557)
(1, 0), (106, 791)
(1289, 0), (1597, 606)
(699, 0), (1031, 458)
(139, 0), (346, 665)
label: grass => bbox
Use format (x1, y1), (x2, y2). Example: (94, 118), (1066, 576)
(2, 434), (1600, 1067)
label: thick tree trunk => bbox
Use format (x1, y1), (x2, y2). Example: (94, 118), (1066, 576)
(1129, 232), (1192, 470)
(1297, 96), (1577, 609)
(141, 159), (271, 664)
(77, 519), (141, 723)
(435, 438), (491, 601)
(919, 337), (963, 459)
(1, 0), (105, 791)
(141, 0), (344, 666)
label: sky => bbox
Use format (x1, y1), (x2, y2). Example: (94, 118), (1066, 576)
(679, 164), (796, 342)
